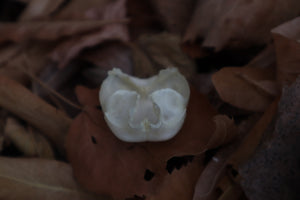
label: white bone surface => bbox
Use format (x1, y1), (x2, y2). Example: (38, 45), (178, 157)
(99, 68), (190, 142)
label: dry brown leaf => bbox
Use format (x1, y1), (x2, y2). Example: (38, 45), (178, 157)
(18, 0), (65, 21)
(212, 66), (278, 112)
(193, 115), (259, 200)
(192, 73), (214, 95)
(53, 0), (110, 20)
(50, 0), (129, 68)
(81, 42), (133, 85)
(0, 157), (103, 200)
(4, 118), (55, 159)
(247, 44), (276, 69)
(126, 0), (164, 39)
(271, 17), (300, 87)
(193, 148), (233, 200)
(75, 86), (100, 107)
(0, 20), (127, 44)
(0, 134), (3, 153)
(66, 85), (237, 199)
(150, 0), (196, 33)
(0, 43), (55, 84)
(208, 115), (237, 148)
(0, 44), (21, 65)
(148, 156), (204, 200)
(184, 0), (300, 50)
(130, 43), (158, 78)
(0, 75), (71, 154)
(228, 99), (279, 167)
(133, 33), (196, 79)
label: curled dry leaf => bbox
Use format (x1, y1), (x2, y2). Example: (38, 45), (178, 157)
(18, 0), (65, 21)
(0, 20), (128, 44)
(246, 44), (276, 69)
(53, 0), (110, 20)
(0, 75), (71, 154)
(150, 0), (196, 33)
(192, 116), (258, 200)
(75, 86), (100, 107)
(148, 156), (204, 200)
(81, 42), (133, 85)
(212, 66), (278, 112)
(184, 0), (300, 50)
(0, 157), (102, 200)
(4, 118), (55, 159)
(51, 0), (129, 68)
(0, 134), (3, 153)
(0, 43), (53, 84)
(193, 145), (236, 200)
(32, 61), (81, 98)
(132, 33), (196, 79)
(66, 85), (237, 199)
(271, 17), (300, 87)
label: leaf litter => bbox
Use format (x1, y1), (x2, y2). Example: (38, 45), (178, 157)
(0, 0), (299, 200)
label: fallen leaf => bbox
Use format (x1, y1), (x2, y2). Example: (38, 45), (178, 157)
(246, 44), (276, 69)
(132, 33), (196, 79)
(81, 42), (133, 85)
(228, 98), (279, 167)
(0, 20), (127, 44)
(130, 43), (158, 78)
(126, 0), (164, 39)
(271, 16), (300, 87)
(75, 86), (99, 107)
(53, 0), (110, 20)
(238, 76), (300, 200)
(4, 118), (55, 159)
(18, 0), (65, 21)
(150, 0), (196, 33)
(0, 43), (55, 84)
(184, 0), (300, 50)
(0, 134), (3, 153)
(50, 0), (129, 68)
(32, 61), (81, 98)
(0, 157), (103, 200)
(148, 156), (204, 200)
(191, 73), (214, 95)
(0, 75), (71, 154)
(66, 85), (237, 199)
(212, 66), (278, 112)
(193, 147), (233, 200)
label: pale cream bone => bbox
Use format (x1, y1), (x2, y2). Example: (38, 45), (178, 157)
(99, 68), (190, 142)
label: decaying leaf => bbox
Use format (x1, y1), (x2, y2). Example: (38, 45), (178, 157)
(0, 75), (71, 154)
(50, 0), (129, 68)
(212, 66), (278, 112)
(66, 85), (237, 199)
(4, 118), (55, 159)
(53, 0), (110, 20)
(0, 20), (128, 44)
(148, 156), (204, 200)
(0, 157), (102, 200)
(132, 33), (196, 79)
(193, 146), (236, 200)
(150, 0), (196, 33)
(246, 44), (276, 69)
(75, 86), (99, 107)
(126, 0), (164, 39)
(18, 0), (65, 21)
(271, 16), (300, 87)
(184, 0), (300, 50)
(81, 42), (133, 85)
